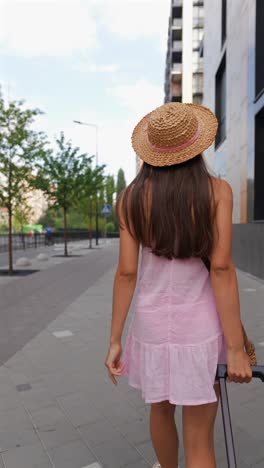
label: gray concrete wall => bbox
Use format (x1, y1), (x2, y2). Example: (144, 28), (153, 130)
(233, 223), (264, 279)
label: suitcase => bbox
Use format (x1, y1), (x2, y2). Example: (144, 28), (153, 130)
(216, 364), (264, 468)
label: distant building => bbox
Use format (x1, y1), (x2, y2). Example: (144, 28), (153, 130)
(164, 0), (204, 104)
(202, 0), (264, 223)
(0, 207), (8, 225)
(26, 188), (48, 224)
(0, 184), (48, 227)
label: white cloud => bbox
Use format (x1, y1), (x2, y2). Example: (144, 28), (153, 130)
(43, 114), (137, 184)
(88, 64), (120, 73)
(35, 78), (164, 183)
(0, 0), (97, 57)
(92, 0), (170, 52)
(0, 0), (170, 57)
(98, 78), (164, 182)
(108, 79), (164, 122)
(0, 79), (17, 101)
(73, 62), (120, 74)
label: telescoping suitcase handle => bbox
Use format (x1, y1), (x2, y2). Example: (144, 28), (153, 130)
(215, 364), (264, 468)
(217, 364), (264, 381)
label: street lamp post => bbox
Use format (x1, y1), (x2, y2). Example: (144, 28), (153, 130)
(73, 120), (99, 246)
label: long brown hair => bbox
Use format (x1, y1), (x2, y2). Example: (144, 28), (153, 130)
(117, 154), (217, 260)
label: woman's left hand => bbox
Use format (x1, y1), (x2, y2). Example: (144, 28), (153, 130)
(104, 342), (125, 385)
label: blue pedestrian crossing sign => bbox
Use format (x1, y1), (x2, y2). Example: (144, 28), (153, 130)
(101, 204), (112, 216)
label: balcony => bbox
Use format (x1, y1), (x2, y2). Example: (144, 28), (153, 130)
(193, 64), (203, 73)
(171, 95), (182, 103)
(172, 18), (183, 29)
(193, 17), (204, 28)
(172, 40), (182, 52)
(172, 0), (182, 6)
(171, 63), (182, 74)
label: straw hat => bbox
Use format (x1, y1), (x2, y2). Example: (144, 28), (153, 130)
(131, 102), (218, 166)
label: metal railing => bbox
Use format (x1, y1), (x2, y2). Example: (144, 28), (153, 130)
(193, 17), (204, 28)
(0, 231), (120, 254)
(172, 63), (182, 74)
(172, 40), (182, 51)
(0, 233), (46, 253)
(172, 0), (182, 6)
(172, 18), (183, 28)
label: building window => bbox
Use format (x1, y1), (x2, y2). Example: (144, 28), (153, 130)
(215, 54), (226, 148)
(172, 51), (182, 63)
(171, 95), (182, 103)
(256, 0), (264, 99)
(172, 6), (182, 19)
(193, 28), (203, 41)
(193, 94), (203, 105)
(221, 0), (227, 46)
(192, 51), (203, 73)
(193, 6), (204, 29)
(254, 107), (264, 220)
(193, 72), (203, 94)
(172, 28), (182, 42)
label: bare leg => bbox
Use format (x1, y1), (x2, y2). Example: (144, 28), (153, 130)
(182, 384), (220, 468)
(149, 400), (179, 468)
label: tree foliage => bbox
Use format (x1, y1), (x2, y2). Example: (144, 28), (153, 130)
(116, 168), (127, 199)
(13, 201), (33, 232)
(105, 175), (115, 206)
(76, 163), (105, 246)
(31, 132), (92, 255)
(0, 91), (47, 273)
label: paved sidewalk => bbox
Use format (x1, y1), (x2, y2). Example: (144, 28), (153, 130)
(0, 240), (117, 365)
(0, 256), (263, 467)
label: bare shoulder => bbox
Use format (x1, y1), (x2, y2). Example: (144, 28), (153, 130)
(210, 176), (233, 203)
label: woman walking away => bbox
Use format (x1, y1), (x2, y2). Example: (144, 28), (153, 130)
(104, 102), (252, 468)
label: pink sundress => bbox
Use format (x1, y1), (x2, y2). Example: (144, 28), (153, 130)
(121, 246), (227, 405)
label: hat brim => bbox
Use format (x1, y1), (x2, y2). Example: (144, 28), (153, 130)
(131, 104), (218, 166)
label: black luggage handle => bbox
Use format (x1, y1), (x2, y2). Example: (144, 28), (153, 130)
(216, 364), (264, 381)
(215, 364), (264, 468)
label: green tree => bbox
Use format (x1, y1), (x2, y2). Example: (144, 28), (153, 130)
(31, 132), (91, 256)
(38, 205), (58, 228)
(77, 165), (105, 248)
(116, 168), (127, 199)
(13, 200), (33, 233)
(106, 175), (115, 206)
(106, 221), (115, 233)
(0, 91), (47, 274)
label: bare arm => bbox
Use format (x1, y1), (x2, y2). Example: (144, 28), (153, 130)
(210, 179), (252, 383)
(105, 194), (139, 385)
(109, 198), (139, 345)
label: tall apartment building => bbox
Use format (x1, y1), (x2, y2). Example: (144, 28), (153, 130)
(202, 0), (264, 223)
(164, 0), (204, 104)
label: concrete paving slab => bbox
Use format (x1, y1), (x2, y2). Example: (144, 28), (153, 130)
(0, 427), (40, 452)
(47, 439), (96, 468)
(52, 331), (74, 338)
(82, 464), (103, 468)
(1, 443), (53, 468)
(90, 436), (142, 468)
(36, 420), (80, 449)
(78, 419), (126, 448)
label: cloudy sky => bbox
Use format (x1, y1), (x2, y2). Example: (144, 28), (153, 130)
(0, 0), (170, 184)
